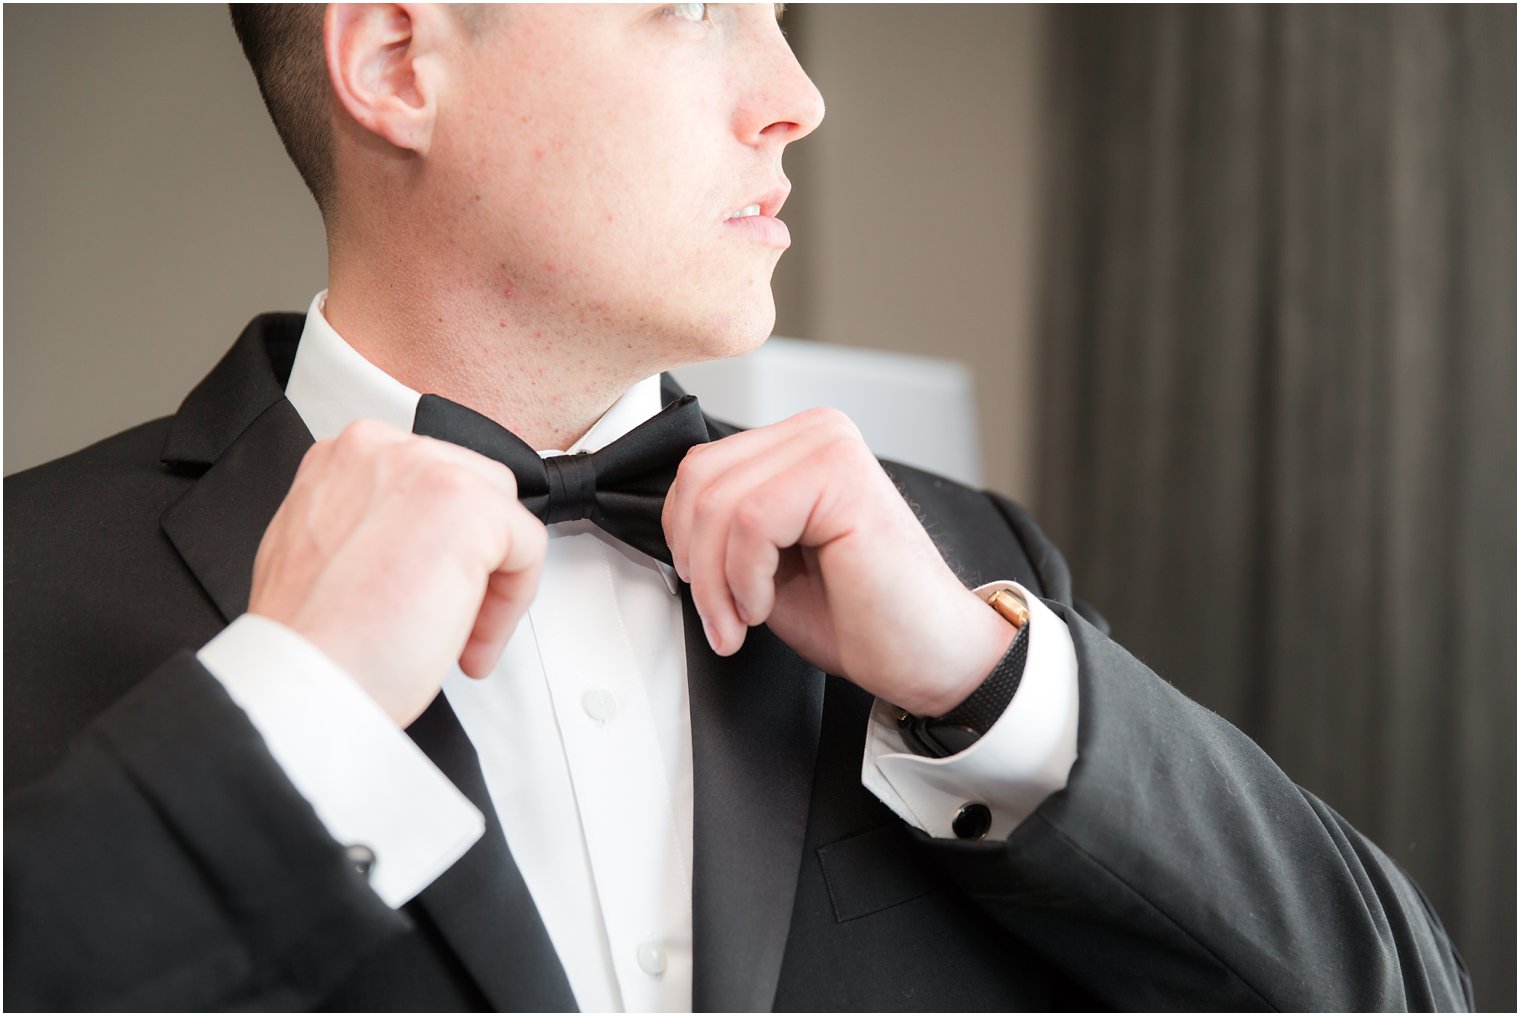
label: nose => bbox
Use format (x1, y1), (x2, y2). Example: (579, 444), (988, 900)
(739, 19), (826, 147)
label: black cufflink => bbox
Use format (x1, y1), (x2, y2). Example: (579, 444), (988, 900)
(346, 843), (377, 881)
(952, 803), (992, 840)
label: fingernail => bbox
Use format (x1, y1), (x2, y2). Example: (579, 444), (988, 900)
(733, 595), (752, 626)
(702, 615), (721, 653)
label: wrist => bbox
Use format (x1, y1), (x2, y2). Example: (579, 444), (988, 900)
(247, 609), (424, 727)
(902, 586), (1019, 717)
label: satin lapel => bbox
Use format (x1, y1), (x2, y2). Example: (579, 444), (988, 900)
(683, 589), (825, 1013)
(405, 695), (578, 1012)
(159, 397), (312, 622)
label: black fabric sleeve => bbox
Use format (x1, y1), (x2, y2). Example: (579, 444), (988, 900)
(3, 652), (408, 1010)
(915, 602), (1473, 1011)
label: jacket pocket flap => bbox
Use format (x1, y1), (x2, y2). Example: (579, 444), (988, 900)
(816, 823), (938, 923)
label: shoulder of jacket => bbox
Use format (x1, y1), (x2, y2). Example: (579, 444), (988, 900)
(5, 415), (194, 565)
(7, 415), (184, 507)
(878, 458), (1057, 597)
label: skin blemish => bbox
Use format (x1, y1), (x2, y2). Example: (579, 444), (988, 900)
(502, 282), (516, 299)
(534, 147), (545, 161)
(605, 212), (616, 224)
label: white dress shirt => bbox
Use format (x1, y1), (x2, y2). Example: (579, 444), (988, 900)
(198, 291), (1079, 1012)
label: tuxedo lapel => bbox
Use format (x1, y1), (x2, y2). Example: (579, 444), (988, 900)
(683, 589), (825, 1013)
(405, 695), (577, 1012)
(158, 396), (310, 623)
(673, 378), (827, 1012)
(157, 315), (574, 1011)
(159, 315), (310, 623)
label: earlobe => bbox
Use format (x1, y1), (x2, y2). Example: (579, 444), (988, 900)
(326, 3), (439, 156)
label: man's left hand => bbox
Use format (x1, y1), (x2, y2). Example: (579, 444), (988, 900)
(662, 408), (1016, 717)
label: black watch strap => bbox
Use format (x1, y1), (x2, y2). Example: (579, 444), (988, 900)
(898, 620), (1030, 759)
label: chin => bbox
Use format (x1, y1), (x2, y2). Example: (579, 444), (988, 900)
(676, 292), (776, 368)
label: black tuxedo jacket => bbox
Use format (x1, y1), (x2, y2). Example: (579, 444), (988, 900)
(5, 315), (1471, 1011)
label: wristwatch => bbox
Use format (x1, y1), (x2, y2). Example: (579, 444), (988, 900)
(897, 588), (1030, 759)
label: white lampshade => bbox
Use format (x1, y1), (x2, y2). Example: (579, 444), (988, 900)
(671, 337), (983, 488)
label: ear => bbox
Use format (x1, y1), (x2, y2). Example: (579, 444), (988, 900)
(325, 4), (446, 156)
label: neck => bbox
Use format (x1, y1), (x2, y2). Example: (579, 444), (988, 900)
(324, 252), (658, 452)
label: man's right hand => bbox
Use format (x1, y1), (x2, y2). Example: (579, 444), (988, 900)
(247, 419), (547, 727)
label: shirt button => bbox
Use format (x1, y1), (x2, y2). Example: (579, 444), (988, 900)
(582, 688), (618, 723)
(636, 940), (667, 977)
(345, 843), (376, 880)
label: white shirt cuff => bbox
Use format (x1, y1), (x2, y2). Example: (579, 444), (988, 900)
(198, 613), (485, 907)
(861, 581), (1080, 839)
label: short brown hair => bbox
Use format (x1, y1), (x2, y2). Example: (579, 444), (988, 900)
(229, 4), (333, 214)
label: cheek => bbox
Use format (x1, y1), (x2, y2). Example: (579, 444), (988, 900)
(445, 76), (753, 316)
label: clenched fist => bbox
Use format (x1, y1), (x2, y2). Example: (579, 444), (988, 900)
(662, 407), (1015, 717)
(248, 419), (548, 726)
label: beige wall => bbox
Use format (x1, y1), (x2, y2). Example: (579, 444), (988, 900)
(4, 4), (328, 473)
(5, 4), (1045, 502)
(779, 4), (1046, 500)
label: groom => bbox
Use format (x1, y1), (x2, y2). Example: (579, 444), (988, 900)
(4, 4), (1470, 1011)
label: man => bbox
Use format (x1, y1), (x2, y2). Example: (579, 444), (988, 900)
(4, 4), (1470, 1011)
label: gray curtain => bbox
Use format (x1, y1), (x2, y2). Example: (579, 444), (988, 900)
(1036, 6), (1514, 1008)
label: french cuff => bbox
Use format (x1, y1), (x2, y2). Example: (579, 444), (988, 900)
(198, 613), (485, 908)
(860, 581), (1080, 840)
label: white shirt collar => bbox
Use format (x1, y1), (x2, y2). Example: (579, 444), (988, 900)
(283, 292), (418, 443)
(284, 290), (666, 456)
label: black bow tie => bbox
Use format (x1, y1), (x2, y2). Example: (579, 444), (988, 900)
(412, 392), (711, 564)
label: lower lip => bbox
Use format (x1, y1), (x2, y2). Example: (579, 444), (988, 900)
(724, 214), (790, 248)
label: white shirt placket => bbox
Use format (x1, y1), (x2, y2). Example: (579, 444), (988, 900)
(532, 531), (693, 1012)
